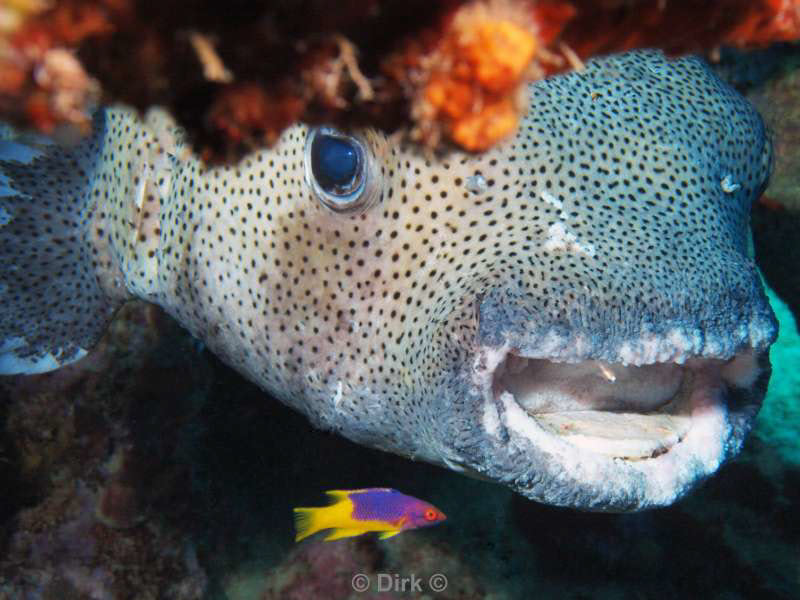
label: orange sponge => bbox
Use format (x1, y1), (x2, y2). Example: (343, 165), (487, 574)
(415, 3), (540, 151)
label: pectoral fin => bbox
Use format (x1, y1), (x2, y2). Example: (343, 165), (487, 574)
(324, 528), (368, 541)
(378, 530), (401, 540)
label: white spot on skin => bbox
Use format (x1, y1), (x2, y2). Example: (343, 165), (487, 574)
(542, 222), (596, 257)
(304, 368), (319, 385)
(720, 174), (740, 193)
(0, 205), (10, 226)
(465, 174), (488, 195)
(482, 400), (502, 437)
(471, 344), (510, 389)
(539, 190), (563, 210)
(158, 170), (172, 200)
(134, 162), (149, 209)
(332, 380), (344, 409)
(441, 456), (468, 473)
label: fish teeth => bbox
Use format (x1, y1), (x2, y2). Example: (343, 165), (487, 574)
(533, 410), (692, 460)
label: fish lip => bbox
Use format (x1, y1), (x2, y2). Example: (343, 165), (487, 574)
(462, 343), (770, 512)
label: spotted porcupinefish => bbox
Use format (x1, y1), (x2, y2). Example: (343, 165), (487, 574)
(0, 50), (777, 511)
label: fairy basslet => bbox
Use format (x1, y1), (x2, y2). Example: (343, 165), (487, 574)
(293, 488), (446, 541)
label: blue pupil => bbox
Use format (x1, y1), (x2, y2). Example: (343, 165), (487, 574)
(311, 134), (359, 193)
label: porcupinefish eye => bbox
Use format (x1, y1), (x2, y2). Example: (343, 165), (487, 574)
(304, 126), (369, 213)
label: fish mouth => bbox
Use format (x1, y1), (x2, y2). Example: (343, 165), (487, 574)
(495, 353), (756, 461)
(470, 345), (769, 511)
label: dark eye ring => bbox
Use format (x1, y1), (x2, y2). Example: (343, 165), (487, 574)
(304, 127), (376, 213)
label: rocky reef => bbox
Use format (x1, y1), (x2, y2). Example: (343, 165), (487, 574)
(0, 303), (211, 598)
(1, 288), (797, 598)
(2, 0), (800, 161)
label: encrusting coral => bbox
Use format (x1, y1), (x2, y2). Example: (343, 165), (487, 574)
(0, 303), (211, 598)
(2, 0), (799, 161)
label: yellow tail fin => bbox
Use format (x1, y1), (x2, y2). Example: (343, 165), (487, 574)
(294, 493), (354, 541)
(293, 507), (322, 542)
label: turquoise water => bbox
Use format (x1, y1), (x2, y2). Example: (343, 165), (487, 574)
(757, 287), (800, 470)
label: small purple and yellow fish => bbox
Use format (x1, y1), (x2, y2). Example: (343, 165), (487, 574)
(293, 488), (446, 541)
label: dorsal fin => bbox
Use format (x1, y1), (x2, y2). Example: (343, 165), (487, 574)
(325, 487), (395, 502)
(324, 490), (352, 502)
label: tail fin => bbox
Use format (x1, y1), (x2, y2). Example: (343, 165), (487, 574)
(293, 507), (323, 542)
(0, 114), (126, 374)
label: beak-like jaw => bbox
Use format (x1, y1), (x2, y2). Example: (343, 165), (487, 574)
(460, 343), (771, 511)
